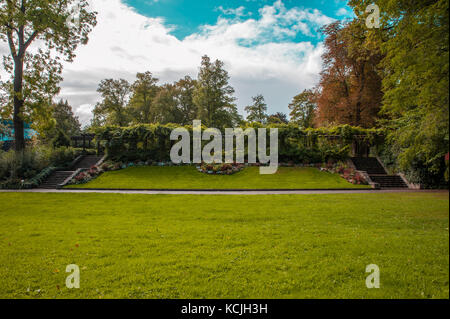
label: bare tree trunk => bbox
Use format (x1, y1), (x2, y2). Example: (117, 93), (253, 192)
(355, 64), (365, 127)
(13, 56), (25, 153)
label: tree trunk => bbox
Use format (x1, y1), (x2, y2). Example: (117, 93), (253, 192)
(13, 57), (25, 153)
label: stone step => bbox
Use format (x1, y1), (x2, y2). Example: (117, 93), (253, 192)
(74, 155), (103, 169)
(369, 175), (408, 189)
(39, 171), (74, 189)
(351, 157), (387, 175)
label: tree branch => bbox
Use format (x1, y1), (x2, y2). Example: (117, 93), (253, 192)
(4, 22), (19, 34)
(6, 29), (17, 59)
(23, 30), (38, 50)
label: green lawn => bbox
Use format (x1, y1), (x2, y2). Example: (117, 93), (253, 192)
(65, 166), (371, 189)
(0, 192), (448, 299)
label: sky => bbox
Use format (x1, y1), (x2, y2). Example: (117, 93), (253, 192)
(2, 0), (354, 126)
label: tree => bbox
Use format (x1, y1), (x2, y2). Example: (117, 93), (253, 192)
(288, 89), (316, 128)
(315, 21), (383, 128)
(267, 112), (288, 124)
(0, 0), (97, 152)
(349, 0), (449, 183)
(93, 79), (131, 127)
(128, 71), (159, 124)
(52, 99), (81, 137)
(152, 83), (180, 124)
(245, 94), (268, 124)
(193, 55), (240, 128)
(150, 77), (198, 125)
(52, 128), (71, 147)
(174, 76), (197, 125)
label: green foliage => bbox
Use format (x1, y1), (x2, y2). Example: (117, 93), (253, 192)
(152, 83), (183, 124)
(128, 71), (160, 124)
(0, 0), (97, 149)
(52, 129), (71, 148)
(0, 145), (78, 186)
(349, 0), (449, 185)
(289, 89), (316, 128)
(267, 112), (289, 124)
(245, 94), (268, 124)
(93, 78), (131, 127)
(95, 123), (384, 164)
(47, 100), (81, 139)
(193, 55), (241, 128)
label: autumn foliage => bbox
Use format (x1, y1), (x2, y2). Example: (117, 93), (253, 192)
(315, 21), (383, 128)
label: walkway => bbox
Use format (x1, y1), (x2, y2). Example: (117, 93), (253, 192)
(1, 189), (447, 195)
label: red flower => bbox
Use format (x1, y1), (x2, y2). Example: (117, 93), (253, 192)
(445, 152), (449, 162)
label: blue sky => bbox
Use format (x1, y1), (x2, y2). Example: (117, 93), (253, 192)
(1, 0), (354, 125)
(124, 0), (352, 42)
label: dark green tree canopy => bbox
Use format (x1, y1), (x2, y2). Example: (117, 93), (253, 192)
(245, 94), (268, 124)
(193, 55), (240, 128)
(289, 89), (317, 128)
(93, 79), (131, 127)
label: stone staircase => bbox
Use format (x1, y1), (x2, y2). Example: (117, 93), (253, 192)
(39, 155), (103, 189)
(351, 157), (408, 189)
(369, 175), (408, 189)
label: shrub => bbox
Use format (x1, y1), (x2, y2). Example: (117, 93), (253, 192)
(0, 145), (79, 186)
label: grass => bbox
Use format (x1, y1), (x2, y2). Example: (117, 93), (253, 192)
(0, 192), (448, 299)
(65, 166), (371, 189)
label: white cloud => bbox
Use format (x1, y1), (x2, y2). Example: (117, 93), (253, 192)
(336, 7), (349, 16)
(2, 0), (332, 126)
(216, 6), (249, 18)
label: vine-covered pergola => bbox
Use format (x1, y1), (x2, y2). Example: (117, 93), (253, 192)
(91, 123), (385, 163)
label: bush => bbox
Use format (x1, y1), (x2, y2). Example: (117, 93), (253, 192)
(0, 145), (79, 186)
(52, 130), (71, 148)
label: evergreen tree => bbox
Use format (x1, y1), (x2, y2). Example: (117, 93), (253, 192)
(52, 100), (81, 137)
(245, 94), (268, 124)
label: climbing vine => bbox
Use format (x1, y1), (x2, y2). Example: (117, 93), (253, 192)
(94, 123), (385, 163)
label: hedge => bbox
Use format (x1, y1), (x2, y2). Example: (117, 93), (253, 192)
(93, 123), (385, 164)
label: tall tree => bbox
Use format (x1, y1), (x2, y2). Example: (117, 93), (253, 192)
(52, 99), (81, 137)
(349, 0), (449, 181)
(193, 55), (240, 128)
(174, 76), (197, 125)
(245, 94), (268, 124)
(267, 112), (288, 124)
(128, 71), (159, 124)
(289, 89), (316, 128)
(152, 76), (198, 125)
(0, 0), (97, 152)
(152, 83), (180, 124)
(93, 79), (131, 127)
(315, 21), (383, 128)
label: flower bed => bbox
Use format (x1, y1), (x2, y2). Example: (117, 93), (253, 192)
(197, 162), (245, 175)
(319, 162), (368, 185)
